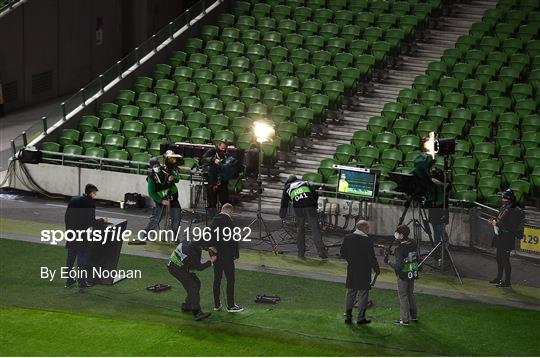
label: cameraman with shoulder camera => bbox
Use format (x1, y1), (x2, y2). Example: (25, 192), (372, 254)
(201, 140), (231, 219)
(132, 157), (181, 245)
(384, 225), (418, 326)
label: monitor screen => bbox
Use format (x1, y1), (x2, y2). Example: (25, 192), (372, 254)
(337, 168), (377, 198)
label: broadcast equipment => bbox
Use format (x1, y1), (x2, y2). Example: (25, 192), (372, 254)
(160, 142), (214, 158)
(254, 294), (281, 304)
(333, 165), (377, 199)
(146, 283), (172, 292)
(163, 149), (184, 170)
(421, 132), (456, 158)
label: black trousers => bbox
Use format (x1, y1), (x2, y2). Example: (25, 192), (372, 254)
(168, 264), (201, 312)
(65, 245), (88, 285)
(213, 259), (235, 308)
(207, 183), (229, 217)
(495, 247), (512, 283)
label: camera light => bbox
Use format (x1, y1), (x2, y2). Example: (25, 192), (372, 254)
(253, 120), (275, 143)
(421, 132), (438, 159)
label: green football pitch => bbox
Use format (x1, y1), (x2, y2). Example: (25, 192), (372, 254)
(0, 238), (539, 356)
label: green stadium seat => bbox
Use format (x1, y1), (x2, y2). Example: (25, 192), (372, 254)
(103, 134), (126, 154)
(351, 130), (373, 150)
(84, 147), (106, 160)
(241, 87), (261, 106)
(154, 79), (175, 97)
(79, 115), (100, 133)
(208, 115), (229, 134)
(452, 174), (475, 193)
(191, 128), (212, 144)
(193, 68), (214, 86)
(144, 123), (166, 142)
(478, 177), (501, 200)
(97, 102), (119, 119)
(274, 62), (294, 81)
(382, 102), (403, 123)
(115, 89), (136, 107)
(173, 66), (193, 84)
(41, 142), (61, 158)
(495, 128), (519, 150)
(152, 63), (172, 80)
(235, 73), (257, 91)
(393, 118), (415, 136)
(501, 162), (526, 185)
(405, 104), (427, 123)
(515, 99), (537, 118)
(357, 146), (379, 167)
(139, 107), (161, 127)
(499, 145), (522, 164)
(80, 132), (102, 150)
(398, 135), (420, 155)
(134, 76), (153, 94)
(397, 88), (417, 107)
(175, 81), (196, 98)
(420, 90), (441, 108)
(510, 179), (531, 205)
(168, 51), (187, 68)
(185, 112), (207, 131)
(180, 96), (201, 115)
(334, 144), (356, 165)
(63, 144), (83, 157)
(202, 98), (224, 117)
(525, 148), (540, 172)
(473, 142), (495, 162)
(158, 94), (179, 112)
(59, 129), (80, 146)
(469, 126), (490, 146)
(367, 116), (388, 135)
(381, 148), (403, 171)
(148, 139), (167, 157)
(136, 92), (157, 109)
(374, 131), (397, 151)
(225, 101), (246, 120)
(168, 125), (190, 143)
(121, 121), (143, 139)
(453, 156), (476, 175)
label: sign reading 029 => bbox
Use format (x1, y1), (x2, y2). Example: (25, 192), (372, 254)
(520, 226), (540, 253)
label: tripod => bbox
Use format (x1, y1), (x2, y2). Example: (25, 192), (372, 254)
(247, 144), (279, 255)
(418, 155), (462, 284)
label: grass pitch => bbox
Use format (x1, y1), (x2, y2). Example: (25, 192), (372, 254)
(0, 238), (539, 356)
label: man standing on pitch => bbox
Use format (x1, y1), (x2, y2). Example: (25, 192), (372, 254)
(279, 175), (328, 259)
(340, 220), (379, 325)
(209, 203), (244, 313)
(64, 184), (107, 288)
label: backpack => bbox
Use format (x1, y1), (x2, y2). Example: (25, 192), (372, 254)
(124, 193), (145, 209)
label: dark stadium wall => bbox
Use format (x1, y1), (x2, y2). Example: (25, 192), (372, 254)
(0, 0), (194, 114)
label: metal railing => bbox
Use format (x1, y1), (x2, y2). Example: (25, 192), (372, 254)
(0, 0), (21, 15)
(40, 150), (149, 174)
(11, 0), (222, 156)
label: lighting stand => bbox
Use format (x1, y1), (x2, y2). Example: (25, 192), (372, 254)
(247, 143), (279, 255)
(418, 155), (462, 284)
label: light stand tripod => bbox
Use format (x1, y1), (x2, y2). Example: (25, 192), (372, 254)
(418, 155), (462, 284)
(247, 143), (279, 255)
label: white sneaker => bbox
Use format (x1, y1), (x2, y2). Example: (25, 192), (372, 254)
(227, 304), (245, 313)
(213, 304), (222, 311)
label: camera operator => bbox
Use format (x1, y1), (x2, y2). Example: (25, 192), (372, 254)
(427, 168), (449, 255)
(201, 140), (231, 219)
(489, 189), (524, 288)
(384, 225), (418, 326)
(279, 175), (328, 259)
(131, 157), (181, 245)
(209, 203), (244, 313)
(340, 220), (379, 325)
(167, 239), (216, 321)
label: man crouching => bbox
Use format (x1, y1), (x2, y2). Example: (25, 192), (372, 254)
(167, 239), (216, 321)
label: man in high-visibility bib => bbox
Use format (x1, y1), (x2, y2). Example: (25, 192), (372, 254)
(133, 157), (181, 245)
(279, 175), (328, 259)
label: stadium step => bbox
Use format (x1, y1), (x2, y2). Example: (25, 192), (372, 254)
(238, 0), (498, 215)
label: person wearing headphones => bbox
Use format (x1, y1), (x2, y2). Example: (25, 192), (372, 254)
(489, 189), (524, 288)
(132, 157), (181, 245)
(385, 224), (418, 326)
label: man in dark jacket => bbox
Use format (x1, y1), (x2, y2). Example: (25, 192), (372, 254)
(279, 175), (327, 259)
(489, 189), (524, 288)
(64, 184), (106, 288)
(340, 220), (379, 325)
(209, 203), (244, 313)
(201, 140), (230, 219)
(167, 239), (215, 321)
(133, 157), (181, 245)
(384, 225), (418, 326)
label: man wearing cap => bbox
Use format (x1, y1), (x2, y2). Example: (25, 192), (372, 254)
(279, 175), (328, 259)
(201, 140), (231, 219)
(64, 184), (107, 288)
(489, 189), (524, 288)
(132, 157), (181, 245)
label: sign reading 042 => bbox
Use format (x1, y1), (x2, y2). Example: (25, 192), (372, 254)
(520, 226), (540, 253)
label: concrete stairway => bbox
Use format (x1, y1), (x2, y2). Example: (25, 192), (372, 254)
(239, 0), (497, 215)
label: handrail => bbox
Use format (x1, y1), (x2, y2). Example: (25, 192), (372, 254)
(0, 0), (23, 16)
(11, 0), (223, 156)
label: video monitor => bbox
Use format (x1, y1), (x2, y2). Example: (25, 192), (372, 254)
(337, 167), (377, 198)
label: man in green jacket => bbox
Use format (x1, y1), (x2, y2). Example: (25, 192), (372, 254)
(132, 157), (181, 245)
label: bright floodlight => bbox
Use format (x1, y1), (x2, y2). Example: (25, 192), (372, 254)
(253, 120), (275, 143)
(422, 131), (438, 159)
